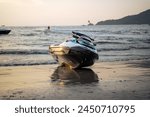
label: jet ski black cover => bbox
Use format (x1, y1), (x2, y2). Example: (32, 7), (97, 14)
(72, 31), (94, 42)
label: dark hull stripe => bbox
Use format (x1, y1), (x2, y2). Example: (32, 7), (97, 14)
(50, 46), (99, 68)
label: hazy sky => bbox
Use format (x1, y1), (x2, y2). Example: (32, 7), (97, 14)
(0, 0), (150, 26)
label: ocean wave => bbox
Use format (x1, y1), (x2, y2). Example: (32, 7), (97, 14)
(143, 39), (150, 43)
(0, 61), (57, 67)
(21, 33), (37, 36)
(97, 46), (150, 52)
(1, 56), (149, 67)
(0, 49), (49, 55)
(98, 57), (150, 62)
(95, 41), (125, 44)
(97, 48), (130, 52)
(70, 29), (149, 35)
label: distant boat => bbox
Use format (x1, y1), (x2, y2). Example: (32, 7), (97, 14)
(0, 29), (11, 35)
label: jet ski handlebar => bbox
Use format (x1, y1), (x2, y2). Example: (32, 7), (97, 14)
(72, 31), (94, 42)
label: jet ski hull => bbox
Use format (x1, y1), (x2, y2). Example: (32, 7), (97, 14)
(49, 46), (99, 69)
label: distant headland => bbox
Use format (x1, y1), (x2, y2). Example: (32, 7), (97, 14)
(96, 9), (150, 25)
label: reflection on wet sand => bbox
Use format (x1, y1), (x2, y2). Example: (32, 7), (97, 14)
(51, 66), (99, 85)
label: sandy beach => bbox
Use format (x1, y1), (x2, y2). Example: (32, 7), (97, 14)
(0, 60), (150, 100)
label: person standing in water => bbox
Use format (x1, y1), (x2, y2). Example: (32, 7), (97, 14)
(44, 26), (51, 34)
(47, 26), (50, 30)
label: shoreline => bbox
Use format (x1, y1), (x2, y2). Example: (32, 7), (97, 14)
(0, 60), (150, 100)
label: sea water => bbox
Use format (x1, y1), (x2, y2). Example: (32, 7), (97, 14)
(0, 25), (150, 66)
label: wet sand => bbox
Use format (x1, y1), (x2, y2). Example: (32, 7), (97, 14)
(0, 60), (150, 100)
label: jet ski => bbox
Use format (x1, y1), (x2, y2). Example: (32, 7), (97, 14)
(49, 31), (99, 69)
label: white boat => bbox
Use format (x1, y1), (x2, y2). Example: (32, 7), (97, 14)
(49, 31), (99, 69)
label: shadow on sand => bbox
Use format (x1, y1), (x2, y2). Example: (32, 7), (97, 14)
(50, 66), (99, 85)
